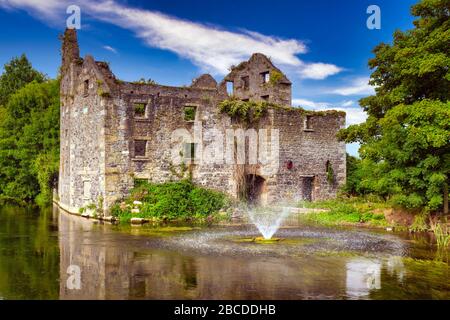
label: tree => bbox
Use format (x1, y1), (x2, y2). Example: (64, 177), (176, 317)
(0, 80), (59, 204)
(361, 100), (449, 210)
(0, 54), (45, 107)
(338, 0), (449, 212)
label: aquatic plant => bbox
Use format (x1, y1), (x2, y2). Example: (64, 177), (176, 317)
(410, 212), (429, 232)
(430, 220), (450, 250)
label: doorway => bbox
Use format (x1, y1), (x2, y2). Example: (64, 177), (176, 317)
(245, 174), (266, 205)
(302, 177), (314, 202)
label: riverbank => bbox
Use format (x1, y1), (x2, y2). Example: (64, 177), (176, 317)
(298, 198), (400, 230)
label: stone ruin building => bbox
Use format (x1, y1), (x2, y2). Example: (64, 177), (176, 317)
(57, 29), (346, 215)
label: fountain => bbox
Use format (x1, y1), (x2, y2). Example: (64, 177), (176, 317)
(247, 206), (292, 241)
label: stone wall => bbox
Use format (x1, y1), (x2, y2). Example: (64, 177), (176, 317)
(58, 29), (346, 215)
(223, 53), (292, 106)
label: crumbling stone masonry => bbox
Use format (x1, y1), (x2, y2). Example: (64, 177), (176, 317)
(57, 29), (346, 215)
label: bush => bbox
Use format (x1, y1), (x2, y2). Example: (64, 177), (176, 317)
(112, 180), (228, 222)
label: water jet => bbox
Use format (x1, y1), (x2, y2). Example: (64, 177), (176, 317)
(247, 206), (291, 240)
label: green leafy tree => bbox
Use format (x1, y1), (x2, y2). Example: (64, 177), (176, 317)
(338, 0), (449, 212)
(0, 80), (59, 204)
(0, 54), (45, 107)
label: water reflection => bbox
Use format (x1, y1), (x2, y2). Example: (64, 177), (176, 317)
(59, 212), (353, 299)
(1, 205), (450, 300)
(57, 207), (448, 300)
(0, 206), (59, 299)
(346, 259), (382, 298)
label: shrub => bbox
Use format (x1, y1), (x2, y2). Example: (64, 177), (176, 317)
(113, 180), (228, 222)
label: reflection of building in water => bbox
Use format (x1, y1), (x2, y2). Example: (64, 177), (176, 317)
(59, 209), (354, 300)
(345, 256), (408, 299)
(346, 259), (381, 298)
(386, 256), (405, 282)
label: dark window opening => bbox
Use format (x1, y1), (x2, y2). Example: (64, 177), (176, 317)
(261, 95), (269, 101)
(184, 106), (196, 121)
(260, 71), (270, 84)
(134, 103), (146, 117)
(241, 76), (250, 90)
(134, 140), (147, 157)
(326, 160), (334, 184)
(241, 98), (249, 102)
(83, 80), (89, 95)
(226, 81), (234, 95)
(305, 115), (313, 130)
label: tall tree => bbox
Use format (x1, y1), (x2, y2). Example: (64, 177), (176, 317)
(0, 54), (45, 107)
(339, 0), (449, 212)
(0, 80), (59, 204)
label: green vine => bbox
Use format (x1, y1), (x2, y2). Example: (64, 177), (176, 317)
(269, 70), (283, 85)
(218, 98), (270, 123)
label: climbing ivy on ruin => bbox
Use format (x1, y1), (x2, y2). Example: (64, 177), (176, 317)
(218, 99), (270, 123)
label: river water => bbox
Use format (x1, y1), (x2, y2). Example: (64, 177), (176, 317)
(0, 205), (449, 300)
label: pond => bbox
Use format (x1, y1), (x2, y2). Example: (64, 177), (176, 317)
(0, 205), (449, 300)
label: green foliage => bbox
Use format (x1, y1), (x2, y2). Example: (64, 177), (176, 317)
(431, 219), (450, 249)
(300, 198), (388, 227)
(184, 106), (196, 121)
(410, 212), (429, 232)
(300, 199), (387, 226)
(134, 78), (157, 85)
(269, 70), (283, 85)
(0, 78), (59, 205)
(338, 1), (450, 212)
(361, 100), (448, 210)
(133, 178), (148, 188)
(0, 54), (45, 107)
(112, 180), (228, 222)
(133, 103), (146, 117)
(218, 98), (270, 123)
(342, 154), (361, 195)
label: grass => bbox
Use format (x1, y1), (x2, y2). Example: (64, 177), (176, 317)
(430, 220), (450, 250)
(298, 197), (389, 227)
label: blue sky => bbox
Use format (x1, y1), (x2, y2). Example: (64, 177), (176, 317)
(0, 0), (418, 155)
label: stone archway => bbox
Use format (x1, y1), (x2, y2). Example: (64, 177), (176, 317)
(245, 174), (267, 205)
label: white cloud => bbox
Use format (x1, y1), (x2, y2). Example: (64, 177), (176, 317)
(341, 100), (355, 107)
(0, 0), (342, 78)
(0, 0), (63, 19)
(292, 98), (367, 127)
(298, 63), (342, 80)
(292, 98), (329, 109)
(103, 45), (117, 54)
(329, 77), (375, 96)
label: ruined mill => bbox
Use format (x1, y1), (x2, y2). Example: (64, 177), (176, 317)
(57, 29), (346, 215)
